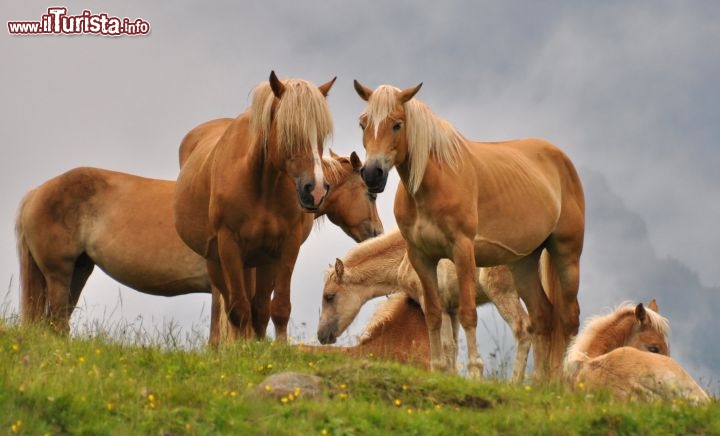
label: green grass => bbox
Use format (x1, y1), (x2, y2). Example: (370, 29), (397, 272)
(1, 319), (718, 436)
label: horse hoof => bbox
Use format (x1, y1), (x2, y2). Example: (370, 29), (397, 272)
(468, 362), (484, 379)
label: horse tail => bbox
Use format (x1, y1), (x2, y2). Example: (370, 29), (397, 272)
(539, 249), (570, 377)
(16, 190), (47, 323)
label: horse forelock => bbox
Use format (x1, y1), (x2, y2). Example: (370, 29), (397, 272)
(250, 79), (333, 157)
(362, 85), (401, 139)
(565, 302), (670, 366)
(321, 156), (346, 186)
(362, 85), (464, 194)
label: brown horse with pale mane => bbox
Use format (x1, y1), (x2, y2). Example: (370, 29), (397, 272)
(174, 71), (337, 342)
(15, 151), (381, 336)
(317, 228), (531, 382)
(565, 300), (709, 403)
(354, 80), (585, 381)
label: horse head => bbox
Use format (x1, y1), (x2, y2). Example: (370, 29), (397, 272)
(320, 150), (384, 242)
(625, 299), (670, 355)
(260, 71), (337, 210)
(317, 258), (365, 344)
(353, 80), (422, 193)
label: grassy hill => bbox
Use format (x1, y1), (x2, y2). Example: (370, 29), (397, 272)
(1, 321), (718, 435)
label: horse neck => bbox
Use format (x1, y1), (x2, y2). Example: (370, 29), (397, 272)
(572, 313), (639, 360)
(343, 231), (406, 299)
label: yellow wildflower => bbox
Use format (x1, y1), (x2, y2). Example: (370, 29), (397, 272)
(10, 420), (22, 433)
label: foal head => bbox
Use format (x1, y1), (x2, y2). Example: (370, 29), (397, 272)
(251, 71), (336, 210)
(566, 299), (670, 363)
(317, 258), (366, 345)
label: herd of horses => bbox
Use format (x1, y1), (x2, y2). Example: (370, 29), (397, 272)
(14, 71), (710, 403)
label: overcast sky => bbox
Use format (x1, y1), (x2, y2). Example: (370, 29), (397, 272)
(3, 1), (719, 387)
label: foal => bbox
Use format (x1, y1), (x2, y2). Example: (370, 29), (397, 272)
(318, 228), (531, 381)
(565, 301), (709, 403)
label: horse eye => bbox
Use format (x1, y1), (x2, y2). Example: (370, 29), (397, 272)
(324, 294), (335, 303)
(647, 345), (660, 353)
(392, 121), (402, 131)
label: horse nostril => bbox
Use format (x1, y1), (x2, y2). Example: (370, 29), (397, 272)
(323, 182), (330, 193)
(374, 167), (384, 178)
(303, 183), (314, 194)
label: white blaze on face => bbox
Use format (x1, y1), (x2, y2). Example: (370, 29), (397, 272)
(310, 130), (326, 206)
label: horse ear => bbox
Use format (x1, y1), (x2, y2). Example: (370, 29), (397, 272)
(647, 298), (659, 313)
(354, 80), (373, 101)
(398, 82), (423, 103)
(269, 70), (285, 98)
(635, 303), (647, 324)
(350, 151), (362, 172)
(334, 258), (344, 282)
(318, 76), (337, 97)
(329, 149), (339, 158)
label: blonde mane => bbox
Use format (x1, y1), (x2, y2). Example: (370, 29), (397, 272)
(565, 302), (670, 365)
(250, 78), (333, 156)
(359, 293), (413, 344)
(322, 228), (405, 284)
(362, 85), (465, 194)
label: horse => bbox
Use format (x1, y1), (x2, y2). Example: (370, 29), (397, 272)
(353, 80), (585, 381)
(317, 228), (531, 382)
(564, 301), (709, 403)
(174, 71), (338, 342)
(303, 293), (430, 368)
(15, 152), (382, 335)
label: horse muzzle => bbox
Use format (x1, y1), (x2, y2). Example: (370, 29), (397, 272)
(360, 161), (389, 194)
(297, 179), (329, 211)
(317, 320), (338, 345)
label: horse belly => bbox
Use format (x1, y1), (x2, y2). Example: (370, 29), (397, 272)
(472, 236), (542, 266)
(90, 238), (209, 295)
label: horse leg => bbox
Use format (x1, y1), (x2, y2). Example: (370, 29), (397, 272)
(452, 238), (483, 378)
(44, 272), (73, 335)
(407, 247), (446, 373)
(212, 227), (252, 340)
(209, 284), (230, 346)
(251, 267), (275, 339)
(542, 239), (582, 376)
(509, 249), (553, 382)
(440, 311), (458, 373)
(269, 240), (303, 343)
(68, 254), (94, 310)
(480, 266), (531, 383)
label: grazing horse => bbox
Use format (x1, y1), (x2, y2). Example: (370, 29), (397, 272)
(353, 80), (585, 380)
(174, 72), (336, 341)
(317, 228), (531, 382)
(303, 293), (430, 368)
(15, 151), (382, 334)
(565, 301), (709, 403)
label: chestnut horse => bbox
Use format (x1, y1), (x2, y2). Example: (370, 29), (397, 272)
(354, 80), (585, 380)
(565, 301), (709, 403)
(15, 151), (381, 335)
(174, 72), (336, 341)
(317, 228), (531, 382)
